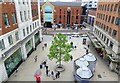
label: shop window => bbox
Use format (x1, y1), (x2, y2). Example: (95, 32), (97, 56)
(12, 13), (17, 24)
(3, 13), (10, 27)
(0, 39), (5, 50)
(118, 5), (120, 14)
(15, 31), (19, 41)
(8, 35), (13, 45)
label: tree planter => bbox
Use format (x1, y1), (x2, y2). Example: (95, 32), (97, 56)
(55, 64), (65, 72)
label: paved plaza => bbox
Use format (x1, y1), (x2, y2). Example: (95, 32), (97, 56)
(8, 34), (119, 81)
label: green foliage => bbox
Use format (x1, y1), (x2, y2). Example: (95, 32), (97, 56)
(48, 33), (72, 65)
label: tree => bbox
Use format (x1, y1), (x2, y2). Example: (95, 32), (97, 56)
(48, 33), (72, 72)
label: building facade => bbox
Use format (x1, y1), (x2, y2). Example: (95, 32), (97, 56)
(93, 0), (120, 74)
(40, 2), (82, 28)
(0, 0), (42, 82)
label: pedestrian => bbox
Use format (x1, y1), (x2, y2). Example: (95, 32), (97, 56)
(74, 46), (77, 49)
(34, 55), (37, 62)
(57, 71), (60, 78)
(45, 65), (48, 70)
(43, 61), (46, 67)
(55, 72), (58, 79)
(48, 70), (51, 77)
(42, 46), (44, 51)
(42, 37), (43, 41)
(87, 44), (90, 48)
(40, 64), (42, 69)
(51, 71), (55, 80)
(70, 56), (73, 61)
(46, 69), (49, 76)
(86, 49), (88, 54)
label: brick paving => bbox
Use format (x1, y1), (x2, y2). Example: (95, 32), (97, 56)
(8, 35), (118, 81)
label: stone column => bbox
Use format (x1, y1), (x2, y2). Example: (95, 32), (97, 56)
(21, 44), (27, 61)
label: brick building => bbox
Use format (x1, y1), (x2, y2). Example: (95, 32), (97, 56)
(93, 0), (120, 74)
(0, 0), (42, 82)
(40, 1), (82, 28)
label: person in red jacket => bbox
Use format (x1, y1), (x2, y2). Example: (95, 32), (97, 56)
(36, 74), (41, 83)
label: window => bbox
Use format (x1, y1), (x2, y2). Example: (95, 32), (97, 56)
(0, 0), (4, 3)
(114, 4), (118, 12)
(111, 17), (115, 24)
(110, 4), (113, 12)
(3, 13), (9, 26)
(12, 13), (17, 24)
(24, 11), (27, 21)
(109, 28), (112, 35)
(105, 15), (108, 21)
(112, 29), (117, 37)
(9, 0), (13, 3)
(0, 39), (5, 50)
(108, 16), (111, 22)
(28, 10), (30, 19)
(33, 23), (34, 29)
(15, 31), (19, 41)
(20, 11), (23, 22)
(109, 41), (113, 49)
(115, 17), (120, 26)
(8, 35), (13, 45)
(104, 36), (106, 41)
(23, 29), (25, 36)
(26, 27), (29, 34)
(107, 4), (110, 11)
(118, 5), (120, 14)
(35, 22), (37, 28)
(106, 38), (109, 45)
(106, 26), (108, 32)
(30, 25), (32, 32)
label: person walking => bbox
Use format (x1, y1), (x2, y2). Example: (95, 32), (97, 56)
(70, 56), (72, 61)
(87, 44), (90, 48)
(58, 71), (60, 78)
(46, 69), (49, 76)
(40, 64), (42, 69)
(55, 72), (58, 79)
(74, 46), (77, 49)
(51, 71), (55, 80)
(86, 49), (88, 54)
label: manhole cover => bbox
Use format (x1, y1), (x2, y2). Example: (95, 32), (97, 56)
(98, 74), (102, 78)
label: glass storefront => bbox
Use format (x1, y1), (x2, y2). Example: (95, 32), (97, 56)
(35, 32), (40, 47)
(4, 48), (22, 77)
(25, 39), (33, 57)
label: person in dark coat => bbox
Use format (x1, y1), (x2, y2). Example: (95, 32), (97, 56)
(70, 56), (73, 61)
(45, 65), (48, 70)
(57, 71), (60, 78)
(51, 71), (55, 80)
(87, 44), (90, 48)
(40, 64), (42, 69)
(46, 69), (49, 76)
(86, 49), (88, 54)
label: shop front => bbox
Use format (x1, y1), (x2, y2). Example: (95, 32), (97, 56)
(4, 48), (22, 77)
(34, 32), (40, 47)
(25, 39), (34, 57)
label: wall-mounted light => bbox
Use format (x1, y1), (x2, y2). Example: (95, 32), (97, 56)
(54, 10), (56, 12)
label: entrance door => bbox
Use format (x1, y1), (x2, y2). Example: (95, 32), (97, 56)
(45, 22), (52, 28)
